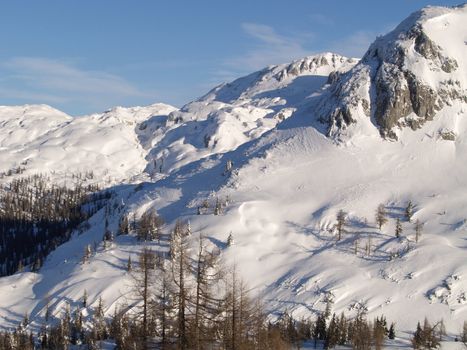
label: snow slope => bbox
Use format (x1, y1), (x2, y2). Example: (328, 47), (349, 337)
(0, 103), (177, 184)
(145, 53), (356, 174)
(0, 4), (467, 343)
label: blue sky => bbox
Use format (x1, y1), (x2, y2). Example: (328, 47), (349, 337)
(0, 0), (461, 115)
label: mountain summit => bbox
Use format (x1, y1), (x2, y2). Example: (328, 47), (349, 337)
(317, 4), (467, 140)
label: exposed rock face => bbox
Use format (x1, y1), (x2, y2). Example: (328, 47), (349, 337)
(374, 63), (413, 134)
(439, 129), (456, 141)
(274, 54), (356, 82)
(316, 5), (466, 140)
(413, 29), (458, 73)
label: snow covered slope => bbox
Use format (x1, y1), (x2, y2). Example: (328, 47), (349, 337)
(145, 53), (356, 174)
(0, 4), (467, 341)
(0, 103), (177, 184)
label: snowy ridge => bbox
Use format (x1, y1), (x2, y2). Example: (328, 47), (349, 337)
(146, 53), (356, 174)
(0, 53), (354, 182)
(0, 103), (177, 184)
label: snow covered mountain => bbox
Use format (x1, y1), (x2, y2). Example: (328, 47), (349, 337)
(317, 4), (467, 140)
(0, 53), (355, 183)
(130, 52), (355, 175)
(1, 3), (467, 344)
(0, 103), (177, 184)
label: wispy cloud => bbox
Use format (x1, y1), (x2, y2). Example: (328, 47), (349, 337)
(217, 21), (387, 87)
(328, 22), (398, 58)
(328, 30), (377, 58)
(0, 57), (154, 114)
(224, 23), (315, 73)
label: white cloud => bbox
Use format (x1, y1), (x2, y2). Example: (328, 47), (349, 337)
(241, 23), (290, 46)
(225, 23), (315, 73)
(328, 31), (376, 58)
(219, 22), (384, 86)
(0, 57), (154, 113)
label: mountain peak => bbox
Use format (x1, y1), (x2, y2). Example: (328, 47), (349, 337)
(316, 3), (467, 140)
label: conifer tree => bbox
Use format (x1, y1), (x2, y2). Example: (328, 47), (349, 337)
(388, 322), (396, 340)
(170, 221), (190, 349)
(154, 260), (174, 349)
(92, 297), (107, 341)
(375, 204), (388, 230)
(227, 232), (234, 246)
(133, 247), (157, 343)
(405, 201), (414, 222)
(190, 235), (221, 350)
(118, 215), (129, 235)
(395, 218), (402, 238)
(351, 310), (372, 350)
(325, 313), (339, 349)
(214, 198), (222, 216)
(82, 290), (88, 308)
(83, 245), (92, 264)
(126, 255), (132, 272)
(337, 312), (347, 345)
(336, 210), (346, 241)
(373, 316), (386, 350)
(314, 312), (327, 346)
(461, 320), (467, 344)
(415, 219), (423, 243)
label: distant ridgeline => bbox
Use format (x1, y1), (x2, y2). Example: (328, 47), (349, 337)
(0, 173), (112, 276)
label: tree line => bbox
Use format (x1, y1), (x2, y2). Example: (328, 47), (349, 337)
(0, 174), (111, 276)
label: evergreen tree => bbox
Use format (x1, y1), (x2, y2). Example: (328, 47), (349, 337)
(415, 219), (423, 243)
(388, 322), (396, 340)
(70, 307), (84, 345)
(82, 289), (88, 308)
(189, 235), (222, 350)
(227, 232), (234, 246)
(325, 313), (339, 349)
(461, 320), (467, 345)
(314, 312), (327, 346)
(337, 312), (347, 345)
(336, 210), (346, 241)
(351, 310), (372, 350)
(214, 198), (222, 216)
(373, 316), (386, 350)
(132, 248), (157, 343)
(118, 215), (129, 235)
(83, 245), (92, 264)
(412, 322), (423, 349)
(405, 201), (414, 222)
(126, 255), (132, 272)
(395, 218), (402, 238)
(375, 204), (388, 230)
(92, 297), (107, 341)
(412, 318), (440, 349)
(153, 261), (174, 350)
(44, 297), (51, 323)
(170, 221), (190, 349)
(136, 210), (164, 242)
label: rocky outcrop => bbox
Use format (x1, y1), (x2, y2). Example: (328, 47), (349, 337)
(275, 54), (356, 82)
(413, 29), (458, 73)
